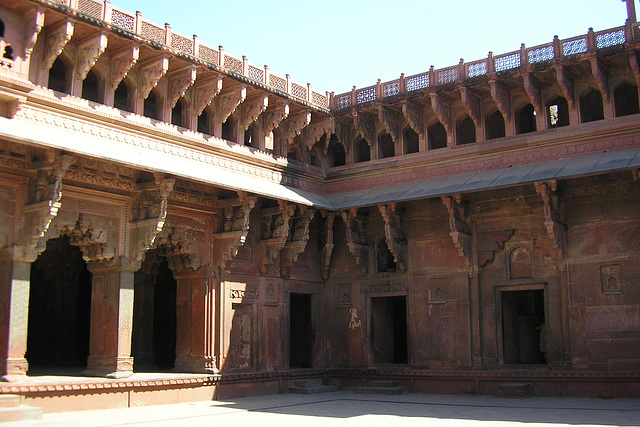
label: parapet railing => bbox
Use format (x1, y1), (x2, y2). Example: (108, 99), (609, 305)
(333, 23), (637, 111)
(49, 0), (330, 109)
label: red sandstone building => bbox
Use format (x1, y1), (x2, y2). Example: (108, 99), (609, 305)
(0, 0), (639, 416)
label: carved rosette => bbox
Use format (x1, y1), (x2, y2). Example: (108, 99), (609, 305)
(534, 181), (566, 258)
(213, 192), (257, 270)
(441, 195), (474, 267)
(341, 208), (369, 273)
(378, 203), (407, 272)
(259, 201), (295, 274)
(280, 206), (316, 274)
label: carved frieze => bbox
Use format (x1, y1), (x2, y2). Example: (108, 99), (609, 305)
(340, 208), (369, 273)
(76, 31), (109, 80)
(109, 44), (140, 91)
(441, 195), (474, 267)
(42, 19), (74, 71)
(378, 203), (406, 272)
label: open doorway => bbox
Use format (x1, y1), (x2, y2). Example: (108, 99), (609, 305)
(371, 296), (408, 364)
(501, 289), (546, 365)
(27, 236), (92, 374)
(289, 293), (312, 369)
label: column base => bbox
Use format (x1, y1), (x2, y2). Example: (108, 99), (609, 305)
(174, 355), (218, 374)
(1, 357), (28, 381)
(85, 356), (134, 378)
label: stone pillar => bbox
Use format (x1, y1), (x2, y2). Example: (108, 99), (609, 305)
(627, 0), (637, 23)
(0, 249), (32, 381)
(85, 257), (138, 378)
(173, 266), (217, 373)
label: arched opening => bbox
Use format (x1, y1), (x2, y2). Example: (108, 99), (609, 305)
(244, 123), (256, 147)
(327, 134), (346, 167)
(486, 110), (506, 140)
(516, 104), (537, 134)
(614, 82), (640, 117)
(48, 57), (70, 94)
(377, 238), (396, 273)
(580, 89), (604, 123)
(378, 132), (395, 158)
(0, 19), (5, 38)
(428, 122), (447, 149)
(222, 114), (237, 142)
(132, 251), (177, 371)
(114, 80), (132, 112)
(144, 89), (161, 121)
(403, 126), (419, 154)
(81, 69), (100, 103)
(27, 236), (92, 373)
(171, 98), (185, 128)
(456, 116), (476, 145)
(547, 96), (569, 128)
(355, 137), (371, 163)
(3, 45), (12, 60)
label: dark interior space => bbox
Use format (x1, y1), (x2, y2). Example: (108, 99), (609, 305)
(501, 289), (546, 365)
(371, 296), (408, 364)
(289, 293), (313, 369)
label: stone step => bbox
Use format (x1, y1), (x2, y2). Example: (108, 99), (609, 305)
(0, 405), (43, 423)
(498, 382), (533, 398)
(289, 384), (339, 394)
(293, 378), (323, 388)
(367, 380), (401, 388)
(353, 385), (408, 395)
(0, 394), (21, 409)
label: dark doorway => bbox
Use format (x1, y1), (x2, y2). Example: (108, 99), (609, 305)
(132, 254), (177, 371)
(27, 236), (92, 371)
(501, 289), (546, 365)
(371, 296), (408, 364)
(289, 293), (312, 369)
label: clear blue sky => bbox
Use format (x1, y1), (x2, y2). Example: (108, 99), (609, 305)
(110, 0), (630, 95)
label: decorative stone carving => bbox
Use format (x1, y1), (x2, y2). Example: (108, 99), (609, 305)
(340, 208), (369, 273)
(212, 85), (246, 124)
(259, 101), (289, 134)
(213, 191), (256, 270)
(24, 7), (45, 60)
(600, 264), (622, 294)
(378, 106), (401, 143)
(137, 55), (170, 100)
(628, 51), (640, 89)
(523, 73), (543, 115)
(441, 195), (474, 267)
(239, 94), (269, 131)
(153, 221), (203, 271)
(75, 31), (109, 80)
(555, 65), (575, 109)
(303, 117), (333, 151)
(505, 232), (534, 279)
(352, 111), (376, 147)
(459, 87), (482, 128)
(259, 200), (295, 274)
(191, 74), (223, 115)
(401, 100), (425, 136)
(589, 57), (610, 102)
(42, 19), (74, 71)
(320, 211), (335, 280)
(534, 180), (566, 258)
(429, 92), (453, 134)
(109, 44), (139, 91)
(167, 65), (197, 108)
(60, 213), (113, 262)
(280, 206), (316, 275)
(489, 79), (511, 122)
(280, 111), (311, 147)
(377, 203), (406, 272)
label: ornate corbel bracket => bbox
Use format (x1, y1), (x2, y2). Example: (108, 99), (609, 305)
(213, 191), (257, 269)
(459, 87), (482, 128)
(137, 55), (170, 100)
(260, 101), (290, 134)
(259, 200), (295, 274)
(352, 111), (376, 147)
(429, 92), (453, 134)
(280, 111), (311, 147)
(378, 106), (401, 143)
(489, 78), (511, 122)
(320, 211), (335, 280)
(589, 56), (610, 103)
(24, 7), (45, 60)
(523, 72), (543, 115)
(628, 50), (640, 89)
(340, 208), (369, 273)
(192, 74), (223, 115)
(303, 116), (333, 151)
(401, 100), (425, 136)
(555, 65), (575, 109)
(42, 19), (74, 71)
(441, 195), (474, 267)
(167, 65), (197, 108)
(109, 43), (139, 91)
(534, 180), (566, 258)
(378, 203), (407, 272)
(280, 206), (316, 275)
(212, 85), (246, 123)
(239, 94), (269, 131)
(61, 213), (114, 262)
(75, 31), (109, 80)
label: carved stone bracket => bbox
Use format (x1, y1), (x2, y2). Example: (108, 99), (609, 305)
(628, 50), (640, 89)
(320, 211), (335, 280)
(378, 106), (401, 143)
(523, 72), (543, 115)
(429, 92), (453, 135)
(239, 94), (269, 131)
(260, 101), (290, 134)
(303, 117), (333, 151)
(109, 44), (139, 91)
(489, 79), (511, 122)
(341, 208), (369, 273)
(555, 65), (575, 109)
(137, 55), (170, 100)
(589, 57), (610, 102)
(441, 195), (474, 267)
(75, 31), (109, 80)
(401, 100), (425, 136)
(24, 7), (45, 60)
(459, 86), (482, 128)
(19, 152), (74, 261)
(191, 74), (223, 115)
(534, 180), (566, 258)
(352, 111), (376, 146)
(378, 203), (407, 272)
(60, 213), (114, 262)
(42, 19), (74, 71)
(280, 111), (311, 147)
(212, 85), (246, 123)
(213, 191), (256, 269)
(167, 65), (197, 108)
(129, 174), (175, 261)
(280, 206), (316, 275)
(153, 223), (202, 272)
(259, 201), (295, 274)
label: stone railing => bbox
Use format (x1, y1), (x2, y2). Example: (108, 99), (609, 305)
(332, 23), (637, 110)
(49, 0), (330, 109)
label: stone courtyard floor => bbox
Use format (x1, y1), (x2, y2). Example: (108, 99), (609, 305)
(4, 391), (640, 426)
